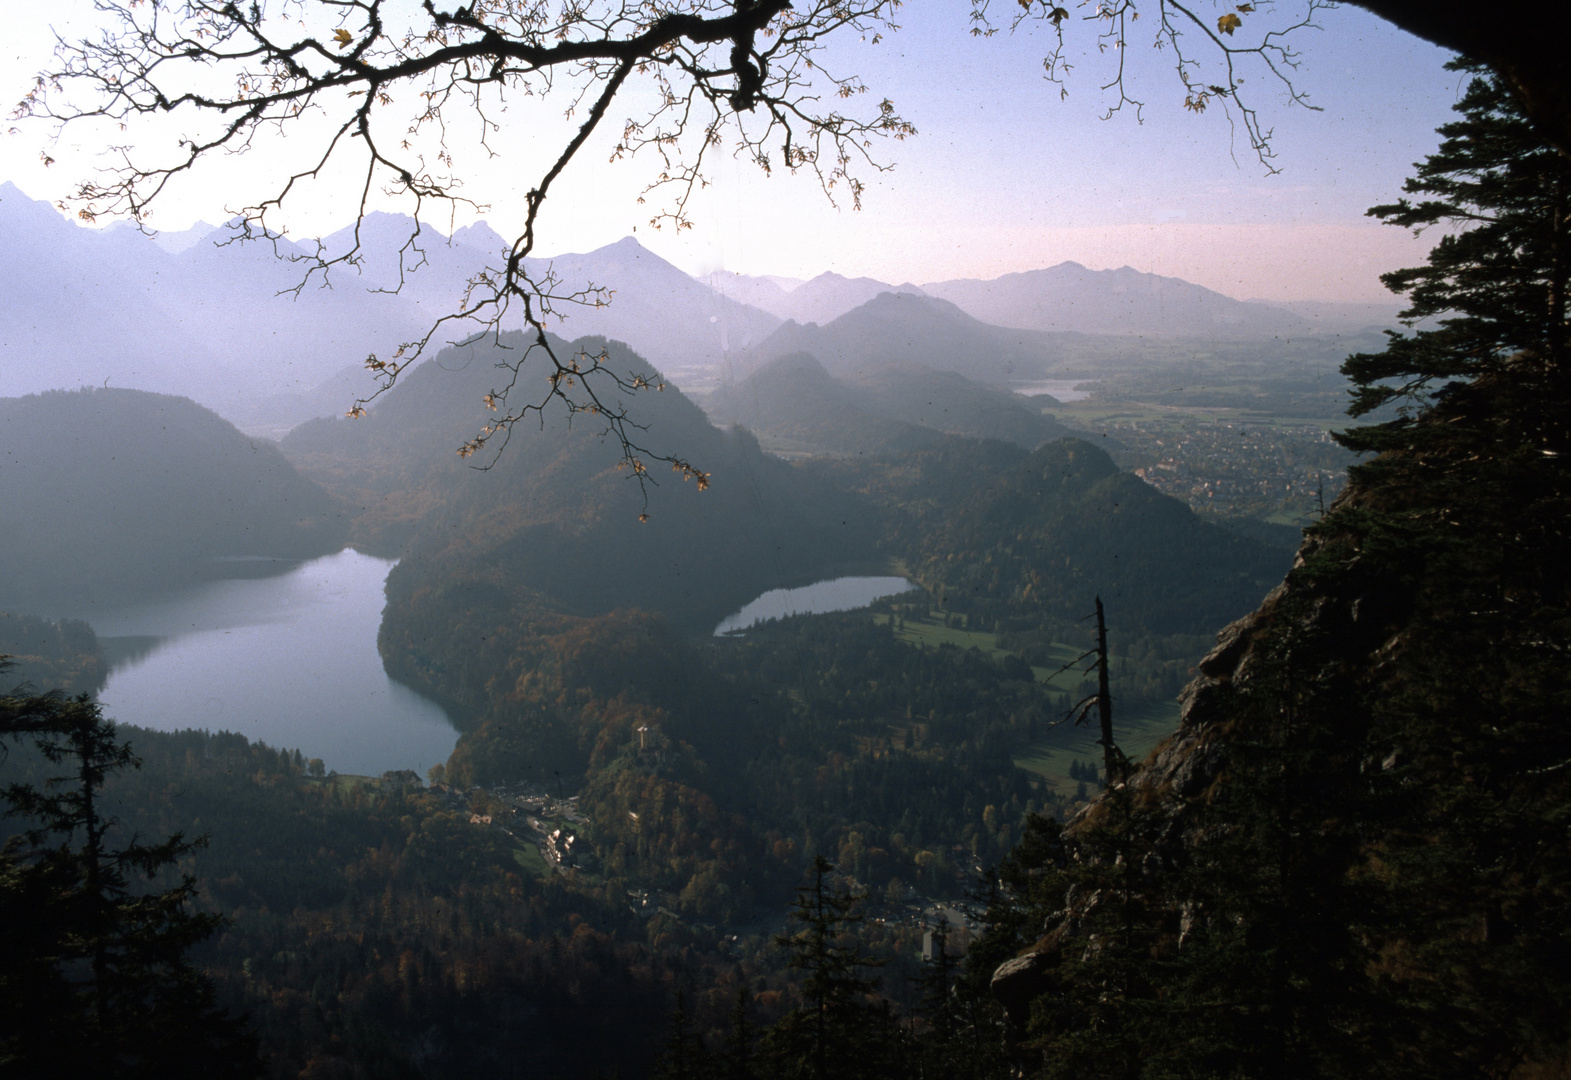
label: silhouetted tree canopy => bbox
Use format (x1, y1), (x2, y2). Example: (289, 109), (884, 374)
(0, 671), (260, 1077)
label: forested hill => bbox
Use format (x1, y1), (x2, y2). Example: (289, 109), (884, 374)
(918, 438), (1288, 636)
(704, 351), (1069, 455)
(283, 332), (879, 631)
(0, 388), (347, 609)
(810, 436), (1290, 640)
(745, 291), (1066, 384)
(0, 613), (104, 695)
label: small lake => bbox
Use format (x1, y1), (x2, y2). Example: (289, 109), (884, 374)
(714, 576), (918, 636)
(1012, 379), (1097, 402)
(92, 550), (458, 776)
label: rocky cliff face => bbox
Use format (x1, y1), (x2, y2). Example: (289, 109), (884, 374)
(983, 365), (1571, 1074)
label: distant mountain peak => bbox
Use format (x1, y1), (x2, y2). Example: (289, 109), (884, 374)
(833, 290), (968, 323)
(450, 219), (509, 249)
(923, 260), (1311, 339)
(764, 351), (832, 377)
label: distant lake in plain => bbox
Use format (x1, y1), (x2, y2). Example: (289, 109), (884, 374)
(715, 576), (918, 635)
(92, 550), (458, 776)
(1012, 379), (1096, 402)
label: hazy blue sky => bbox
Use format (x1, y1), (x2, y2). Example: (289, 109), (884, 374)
(2, 2), (1461, 300)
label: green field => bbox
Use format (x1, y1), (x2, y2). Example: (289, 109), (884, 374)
(1013, 697), (1182, 797)
(876, 611), (1085, 691)
(877, 611), (1011, 658)
(876, 611), (1183, 797)
(512, 843), (550, 877)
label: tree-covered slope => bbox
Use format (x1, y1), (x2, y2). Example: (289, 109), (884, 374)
(0, 388), (347, 608)
(0, 612), (104, 694)
(807, 435), (1289, 641)
(0, 721), (672, 1079)
(915, 438), (1289, 636)
(704, 352), (1066, 456)
(979, 63), (1571, 1080)
(286, 332), (879, 631)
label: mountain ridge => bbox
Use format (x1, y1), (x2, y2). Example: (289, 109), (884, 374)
(921, 260), (1316, 339)
(0, 387), (348, 612)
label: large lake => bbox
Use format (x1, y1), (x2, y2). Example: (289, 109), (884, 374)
(81, 558), (915, 770)
(714, 576), (918, 635)
(92, 550), (458, 776)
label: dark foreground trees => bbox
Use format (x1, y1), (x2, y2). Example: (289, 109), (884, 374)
(0, 672), (258, 1077)
(653, 856), (969, 1080)
(760, 856), (904, 1080)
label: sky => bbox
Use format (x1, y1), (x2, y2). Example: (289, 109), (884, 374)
(1, 1), (1463, 302)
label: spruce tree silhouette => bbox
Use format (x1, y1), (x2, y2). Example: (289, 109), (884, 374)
(0, 667), (259, 1078)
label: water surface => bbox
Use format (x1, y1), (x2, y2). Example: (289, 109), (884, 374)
(715, 576), (917, 635)
(94, 550), (457, 775)
(1012, 379), (1096, 402)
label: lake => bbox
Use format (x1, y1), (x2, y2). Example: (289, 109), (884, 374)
(92, 550), (458, 776)
(714, 575), (918, 635)
(1011, 379), (1096, 402)
(83, 559), (918, 768)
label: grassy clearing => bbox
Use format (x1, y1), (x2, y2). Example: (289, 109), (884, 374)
(512, 843), (550, 877)
(879, 612), (1007, 657)
(1030, 641), (1095, 693)
(1014, 697), (1182, 795)
(875, 610), (1183, 797)
(876, 612), (1084, 690)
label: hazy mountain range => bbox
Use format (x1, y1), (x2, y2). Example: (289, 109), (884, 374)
(703, 270), (926, 326)
(738, 291), (1070, 385)
(711, 264), (1404, 337)
(0, 182), (1402, 440)
(922, 263), (1312, 338)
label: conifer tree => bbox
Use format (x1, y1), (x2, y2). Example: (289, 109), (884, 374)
(718, 988), (757, 1080)
(973, 58), (1571, 1080)
(1329, 62), (1571, 1078)
(1340, 59), (1570, 459)
(0, 675), (258, 1077)
(761, 856), (905, 1080)
(654, 989), (709, 1080)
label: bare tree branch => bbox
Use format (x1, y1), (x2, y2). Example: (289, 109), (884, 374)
(970, 0), (1328, 171)
(16, 0), (1324, 506)
(14, 0), (912, 505)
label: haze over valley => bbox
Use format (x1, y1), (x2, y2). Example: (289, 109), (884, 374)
(3, 0), (1565, 1069)
(1, 172), (1367, 825)
(0, 162), (1499, 1078)
(0, 182), (1400, 432)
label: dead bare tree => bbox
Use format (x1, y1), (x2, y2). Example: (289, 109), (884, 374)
(1042, 595), (1129, 787)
